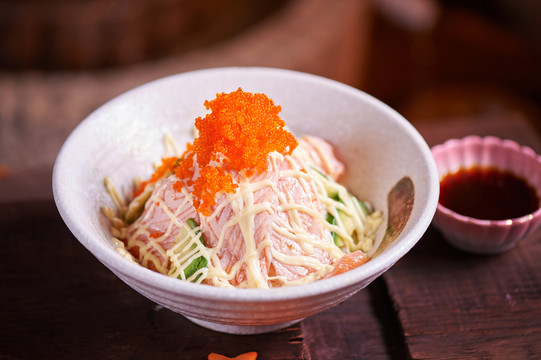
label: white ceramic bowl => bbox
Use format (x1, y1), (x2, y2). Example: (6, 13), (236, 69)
(432, 135), (541, 254)
(53, 67), (439, 334)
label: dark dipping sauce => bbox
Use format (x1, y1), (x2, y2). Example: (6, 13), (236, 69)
(439, 166), (539, 220)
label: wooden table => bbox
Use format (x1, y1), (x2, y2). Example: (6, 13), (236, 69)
(1, 114), (540, 359)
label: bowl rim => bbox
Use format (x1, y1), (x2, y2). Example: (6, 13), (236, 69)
(432, 135), (541, 227)
(53, 66), (440, 303)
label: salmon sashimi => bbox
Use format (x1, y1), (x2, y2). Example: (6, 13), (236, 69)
(294, 135), (344, 180)
(322, 250), (370, 279)
(122, 137), (346, 288)
(123, 177), (199, 274)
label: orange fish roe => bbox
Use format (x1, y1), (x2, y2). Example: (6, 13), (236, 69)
(135, 89), (298, 217)
(192, 166), (239, 215)
(195, 88), (297, 175)
(187, 88), (297, 215)
(134, 157), (179, 197)
(173, 149), (195, 186)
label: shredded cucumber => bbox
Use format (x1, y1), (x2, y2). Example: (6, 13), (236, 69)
(309, 165), (378, 252)
(167, 218), (209, 283)
(181, 219), (207, 281)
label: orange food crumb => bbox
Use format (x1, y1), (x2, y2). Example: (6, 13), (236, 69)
(208, 352), (257, 360)
(148, 229), (164, 239)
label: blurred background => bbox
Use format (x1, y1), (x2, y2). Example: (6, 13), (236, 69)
(0, 0), (540, 193)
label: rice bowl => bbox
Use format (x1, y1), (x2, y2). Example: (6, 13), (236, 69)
(53, 67), (439, 334)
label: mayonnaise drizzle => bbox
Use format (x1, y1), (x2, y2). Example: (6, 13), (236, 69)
(104, 138), (383, 288)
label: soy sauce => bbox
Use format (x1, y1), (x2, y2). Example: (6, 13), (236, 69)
(439, 166), (539, 220)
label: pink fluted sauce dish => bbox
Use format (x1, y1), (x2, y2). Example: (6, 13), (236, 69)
(431, 135), (541, 254)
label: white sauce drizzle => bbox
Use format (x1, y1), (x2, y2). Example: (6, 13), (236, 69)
(103, 138), (383, 288)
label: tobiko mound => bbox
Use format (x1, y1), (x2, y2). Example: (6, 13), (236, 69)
(102, 88), (383, 289)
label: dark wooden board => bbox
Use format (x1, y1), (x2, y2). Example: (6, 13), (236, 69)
(302, 278), (408, 360)
(0, 201), (306, 359)
(382, 114), (541, 359)
(385, 227), (541, 359)
(0, 200), (402, 359)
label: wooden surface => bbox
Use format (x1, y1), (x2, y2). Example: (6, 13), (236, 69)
(2, 113), (540, 359)
(386, 114), (541, 360)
